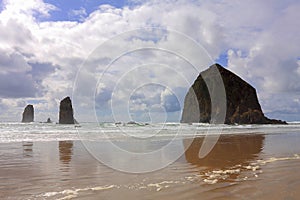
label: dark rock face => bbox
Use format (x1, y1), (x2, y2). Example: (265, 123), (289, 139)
(59, 97), (75, 124)
(22, 105), (34, 123)
(181, 64), (287, 124)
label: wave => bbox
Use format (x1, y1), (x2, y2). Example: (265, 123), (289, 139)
(0, 122), (299, 143)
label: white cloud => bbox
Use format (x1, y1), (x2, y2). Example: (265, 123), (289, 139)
(68, 7), (87, 21)
(297, 61), (300, 76)
(0, 50), (32, 73)
(160, 88), (181, 112)
(2, 0), (56, 19)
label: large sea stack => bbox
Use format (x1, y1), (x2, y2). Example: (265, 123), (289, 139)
(59, 97), (75, 124)
(181, 63), (287, 124)
(22, 105), (34, 122)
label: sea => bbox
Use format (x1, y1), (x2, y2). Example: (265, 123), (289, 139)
(1, 122), (300, 200)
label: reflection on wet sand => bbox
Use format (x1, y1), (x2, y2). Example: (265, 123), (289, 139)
(182, 134), (264, 183)
(2, 133), (300, 200)
(59, 141), (73, 166)
(22, 142), (33, 157)
(183, 134), (264, 168)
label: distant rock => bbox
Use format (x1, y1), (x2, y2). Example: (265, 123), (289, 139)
(59, 97), (75, 124)
(21, 105), (34, 123)
(181, 63), (287, 124)
(127, 121), (138, 125)
(46, 118), (52, 123)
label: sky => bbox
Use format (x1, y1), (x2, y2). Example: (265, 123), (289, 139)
(0, 0), (299, 122)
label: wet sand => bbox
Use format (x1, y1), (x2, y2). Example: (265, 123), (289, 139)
(1, 132), (300, 199)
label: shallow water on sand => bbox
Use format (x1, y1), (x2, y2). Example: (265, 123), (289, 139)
(0, 123), (300, 199)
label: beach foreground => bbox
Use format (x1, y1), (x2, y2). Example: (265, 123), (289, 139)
(1, 123), (300, 199)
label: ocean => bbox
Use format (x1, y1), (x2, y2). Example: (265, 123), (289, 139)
(1, 122), (300, 199)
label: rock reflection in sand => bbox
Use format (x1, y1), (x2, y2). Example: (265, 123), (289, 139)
(183, 134), (264, 183)
(22, 142), (33, 157)
(59, 141), (73, 172)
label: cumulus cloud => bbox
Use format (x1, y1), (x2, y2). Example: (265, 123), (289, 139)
(0, 0), (299, 121)
(223, 1), (300, 120)
(2, 0), (56, 19)
(0, 50), (36, 98)
(68, 7), (87, 21)
(161, 88), (180, 112)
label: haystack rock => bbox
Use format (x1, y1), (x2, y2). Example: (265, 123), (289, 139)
(46, 118), (52, 123)
(22, 104), (34, 123)
(181, 63), (287, 124)
(59, 97), (75, 124)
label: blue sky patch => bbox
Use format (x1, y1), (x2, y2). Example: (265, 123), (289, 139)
(44, 0), (127, 21)
(215, 53), (228, 67)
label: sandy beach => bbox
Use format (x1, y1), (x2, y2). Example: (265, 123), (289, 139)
(1, 130), (300, 200)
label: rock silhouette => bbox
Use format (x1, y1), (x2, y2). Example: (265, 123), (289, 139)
(59, 97), (75, 124)
(181, 63), (287, 124)
(46, 118), (52, 123)
(21, 105), (34, 123)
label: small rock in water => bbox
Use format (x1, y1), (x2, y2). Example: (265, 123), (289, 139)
(46, 118), (52, 123)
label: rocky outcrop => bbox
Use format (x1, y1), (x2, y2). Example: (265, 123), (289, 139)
(21, 105), (34, 123)
(181, 63), (287, 124)
(59, 97), (75, 124)
(46, 118), (52, 123)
